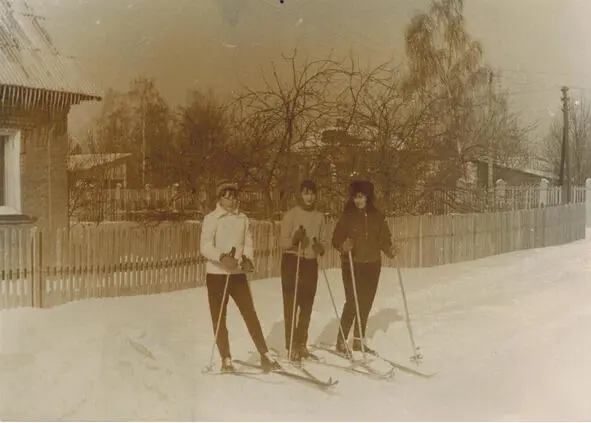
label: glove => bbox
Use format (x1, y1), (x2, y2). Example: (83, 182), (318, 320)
(342, 238), (353, 253)
(240, 255), (255, 273)
(219, 247), (238, 270)
(312, 237), (325, 256)
(292, 225), (310, 249)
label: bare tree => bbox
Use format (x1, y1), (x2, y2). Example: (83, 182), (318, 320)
(230, 50), (340, 218)
(326, 58), (442, 208)
(173, 89), (233, 205)
(75, 0), (537, 220)
(88, 78), (173, 188)
(127, 77), (174, 187)
(88, 88), (134, 154)
(68, 135), (120, 223)
(402, 0), (531, 191)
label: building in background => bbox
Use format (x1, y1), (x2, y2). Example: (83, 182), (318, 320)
(0, 0), (101, 229)
(68, 153), (132, 189)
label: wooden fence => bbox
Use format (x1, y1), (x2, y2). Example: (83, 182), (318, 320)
(0, 204), (586, 309)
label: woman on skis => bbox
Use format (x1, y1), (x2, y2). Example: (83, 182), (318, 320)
(331, 179), (398, 356)
(279, 180), (327, 363)
(200, 180), (281, 373)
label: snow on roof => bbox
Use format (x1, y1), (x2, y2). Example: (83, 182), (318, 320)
(0, 0), (101, 99)
(472, 154), (557, 180)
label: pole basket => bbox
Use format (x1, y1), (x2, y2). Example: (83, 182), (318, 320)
(410, 348), (424, 364)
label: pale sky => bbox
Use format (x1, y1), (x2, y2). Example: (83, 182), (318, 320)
(28, 0), (591, 152)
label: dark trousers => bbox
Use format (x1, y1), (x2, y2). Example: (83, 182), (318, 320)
(337, 260), (381, 343)
(281, 253), (319, 350)
(206, 273), (269, 360)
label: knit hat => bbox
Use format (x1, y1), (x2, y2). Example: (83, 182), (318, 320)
(348, 179), (374, 200)
(216, 180), (239, 197)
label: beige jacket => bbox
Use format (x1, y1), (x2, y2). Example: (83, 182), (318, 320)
(279, 205), (327, 259)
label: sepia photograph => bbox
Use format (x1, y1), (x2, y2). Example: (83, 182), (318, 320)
(1, 0), (591, 420)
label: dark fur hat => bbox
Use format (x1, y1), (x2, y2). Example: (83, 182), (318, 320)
(348, 179), (374, 200)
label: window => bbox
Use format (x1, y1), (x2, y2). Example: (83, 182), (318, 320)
(0, 129), (22, 215)
(0, 136), (4, 205)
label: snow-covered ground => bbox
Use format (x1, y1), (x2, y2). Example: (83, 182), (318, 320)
(1, 230), (591, 421)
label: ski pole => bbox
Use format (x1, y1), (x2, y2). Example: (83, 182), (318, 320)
(203, 246), (236, 373)
(288, 239), (302, 362)
(321, 268), (353, 358)
(394, 255), (423, 364)
(348, 250), (367, 362)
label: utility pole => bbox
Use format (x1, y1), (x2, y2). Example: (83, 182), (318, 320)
(141, 88), (146, 187)
(560, 86), (569, 204)
(487, 70), (494, 210)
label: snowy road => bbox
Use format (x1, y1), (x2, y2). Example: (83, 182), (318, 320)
(1, 229), (590, 420)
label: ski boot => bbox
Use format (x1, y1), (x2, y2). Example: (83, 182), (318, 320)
(287, 348), (302, 366)
(261, 352), (281, 372)
(352, 339), (376, 355)
(299, 344), (319, 361)
(335, 338), (352, 359)
(221, 357), (235, 373)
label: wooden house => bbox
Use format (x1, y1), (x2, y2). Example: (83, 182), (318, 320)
(0, 0), (101, 230)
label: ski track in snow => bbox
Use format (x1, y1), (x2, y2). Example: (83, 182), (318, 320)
(0, 229), (590, 420)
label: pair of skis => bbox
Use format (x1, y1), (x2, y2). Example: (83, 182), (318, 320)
(202, 357), (339, 391)
(267, 345), (395, 382)
(310, 343), (435, 379)
(308, 344), (396, 380)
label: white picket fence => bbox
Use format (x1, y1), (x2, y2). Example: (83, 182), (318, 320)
(0, 203), (586, 309)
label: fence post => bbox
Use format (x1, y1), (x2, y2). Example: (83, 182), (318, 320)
(495, 179), (506, 210)
(115, 183), (122, 220)
(472, 213), (477, 260)
(586, 178), (591, 227)
(171, 183), (180, 212)
(30, 228), (44, 308)
(538, 178), (549, 208)
(418, 215), (423, 268)
(30, 227), (36, 307)
(542, 207), (548, 247)
(144, 183), (152, 209)
(450, 214), (456, 263)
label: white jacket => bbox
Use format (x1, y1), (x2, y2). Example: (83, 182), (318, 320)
(200, 203), (255, 275)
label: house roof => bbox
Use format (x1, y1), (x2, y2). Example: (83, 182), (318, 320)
(0, 0), (101, 102)
(68, 153), (132, 172)
(471, 155), (557, 181)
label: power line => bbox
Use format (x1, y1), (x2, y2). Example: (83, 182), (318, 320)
(565, 85), (591, 93)
(495, 67), (591, 79)
(495, 78), (591, 97)
(492, 67), (591, 97)
(503, 87), (558, 96)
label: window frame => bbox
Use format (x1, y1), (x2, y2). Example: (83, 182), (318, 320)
(0, 135), (4, 205)
(0, 128), (22, 215)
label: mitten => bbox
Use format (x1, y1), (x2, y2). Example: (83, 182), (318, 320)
(219, 247), (238, 270)
(240, 255), (255, 273)
(342, 238), (354, 253)
(292, 225), (310, 249)
(384, 244), (400, 259)
(312, 237), (325, 256)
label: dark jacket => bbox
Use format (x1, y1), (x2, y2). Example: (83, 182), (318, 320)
(331, 202), (392, 264)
